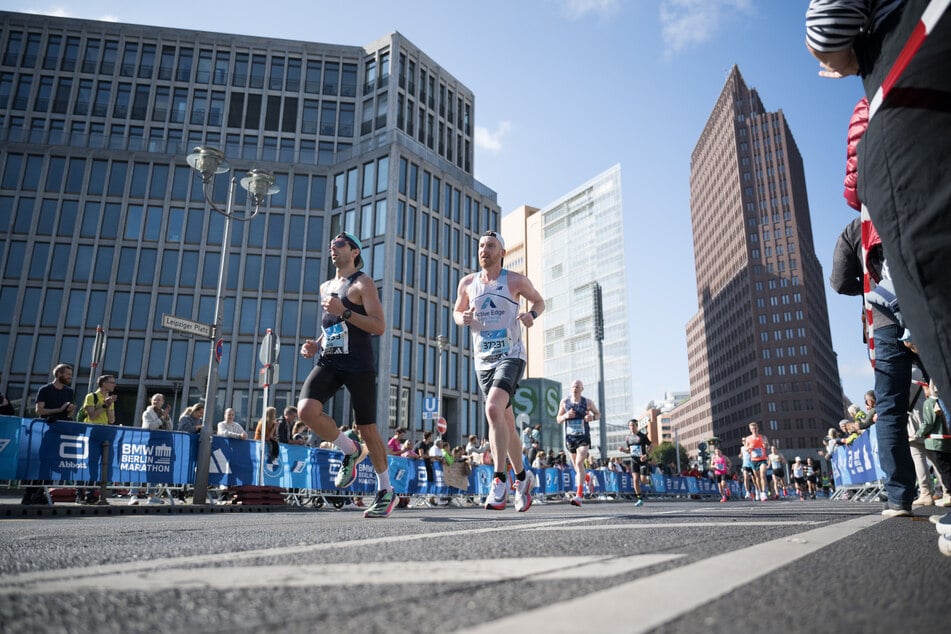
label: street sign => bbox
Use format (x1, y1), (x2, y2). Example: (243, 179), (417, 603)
(259, 363), (279, 387)
(214, 339), (224, 364)
(162, 313), (213, 339)
(423, 396), (438, 420)
(435, 417), (447, 435)
(259, 329), (280, 365)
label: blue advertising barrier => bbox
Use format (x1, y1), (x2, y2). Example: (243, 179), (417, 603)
(0, 416), (20, 479)
(17, 419), (197, 484)
(829, 431), (884, 486)
(6, 418), (729, 499)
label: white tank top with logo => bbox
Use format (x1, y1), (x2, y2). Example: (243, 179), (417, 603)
(467, 269), (524, 371)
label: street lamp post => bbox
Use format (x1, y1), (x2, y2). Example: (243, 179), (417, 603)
(435, 334), (448, 438)
(186, 146), (279, 504)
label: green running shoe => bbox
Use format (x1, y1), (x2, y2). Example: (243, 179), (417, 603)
(334, 431), (368, 489)
(364, 488), (397, 518)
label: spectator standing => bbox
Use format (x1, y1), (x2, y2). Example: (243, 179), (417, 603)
(276, 406), (301, 445)
(828, 99), (918, 518)
(24, 364), (76, 504)
(416, 430), (436, 493)
(453, 230), (543, 512)
(254, 406), (279, 464)
(216, 408), (247, 439)
(1, 389), (16, 416)
(35, 363), (76, 424)
(520, 426), (533, 452)
(399, 439), (418, 458)
(142, 393), (172, 431)
(297, 232), (394, 519)
(907, 374), (937, 507)
(806, 0), (951, 449)
(177, 403), (204, 434)
(465, 435), (488, 461)
(916, 381), (951, 507)
(387, 428), (407, 455)
(80, 375), (117, 425)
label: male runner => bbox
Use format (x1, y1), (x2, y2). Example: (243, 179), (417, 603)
(454, 231), (544, 512)
(298, 232), (394, 518)
(618, 418), (651, 506)
(557, 380), (600, 507)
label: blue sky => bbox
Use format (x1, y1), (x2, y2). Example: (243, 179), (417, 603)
(5, 0), (873, 411)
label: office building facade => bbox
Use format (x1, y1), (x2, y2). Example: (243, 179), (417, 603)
(503, 165), (633, 457)
(672, 67), (844, 459)
(0, 12), (497, 446)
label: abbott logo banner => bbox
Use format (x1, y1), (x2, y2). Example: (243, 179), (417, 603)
(59, 434), (89, 469)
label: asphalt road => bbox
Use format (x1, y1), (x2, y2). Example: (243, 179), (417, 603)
(0, 496), (948, 633)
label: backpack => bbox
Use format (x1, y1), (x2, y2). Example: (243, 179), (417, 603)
(76, 392), (98, 423)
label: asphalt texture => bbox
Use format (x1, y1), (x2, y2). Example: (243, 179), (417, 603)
(0, 493), (948, 633)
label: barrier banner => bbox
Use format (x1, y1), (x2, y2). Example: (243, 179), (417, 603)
(651, 472), (667, 493)
(617, 471), (634, 494)
(0, 416), (21, 479)
(429, 462), (448, 496)
(17, 420), (197, 484)
(472, 464), (494, 495)
(207, 439), (317, 489)
(389, 456), (417, 494)
(829, 431), (884, 486)
(111, 426), (196, 484)
(542, 468), (563, 494)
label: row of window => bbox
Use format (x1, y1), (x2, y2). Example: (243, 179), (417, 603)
(0, 72), (361, 141)
(1, 154), (330, 212)
(1, 30), (361, 96)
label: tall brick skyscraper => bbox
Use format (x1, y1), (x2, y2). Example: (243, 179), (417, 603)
(672, 67), (844, 460)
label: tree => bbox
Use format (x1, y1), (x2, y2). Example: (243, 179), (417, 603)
(650, 441), (688, 470)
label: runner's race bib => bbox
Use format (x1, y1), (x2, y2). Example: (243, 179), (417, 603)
(479, 329), (511, 358)
(322, 322), (349, 355)
(565, 418), (585, 436)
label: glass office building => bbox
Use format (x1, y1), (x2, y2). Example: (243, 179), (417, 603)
(0, 12), (498, 446)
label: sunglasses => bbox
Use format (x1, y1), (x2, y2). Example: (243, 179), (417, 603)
(330, 238), (355, 249)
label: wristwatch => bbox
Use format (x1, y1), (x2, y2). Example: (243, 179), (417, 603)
(341, 308), (352, 321)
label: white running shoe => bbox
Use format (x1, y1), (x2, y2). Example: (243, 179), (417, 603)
(514, 470), (536, 512)
(484, 477), (507, 510)
(570, 495), (583, 507)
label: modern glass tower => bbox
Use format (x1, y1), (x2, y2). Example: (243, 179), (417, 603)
(0, 11), (498, 447)
(503, 165), (633, 456)
(672, 67), (844, 459)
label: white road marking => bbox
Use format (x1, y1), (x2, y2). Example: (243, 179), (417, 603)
(8, 554), (684, 594)
(0, 515), (612, 590)
(458, 514), (884, 634)
(523, 521), (824, 530)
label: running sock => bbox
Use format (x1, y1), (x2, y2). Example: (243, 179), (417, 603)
(377, 470), (391, 491)
(576, 485), (584, 496)
(494, 472), (507, 483)
(333, 431), (358, 455)
(515, 470), (526, 482)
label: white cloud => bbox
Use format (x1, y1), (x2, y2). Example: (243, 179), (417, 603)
(475, 121), (512, 153)
(659, 0), (753, 57)
(562, 0), (621, 19)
